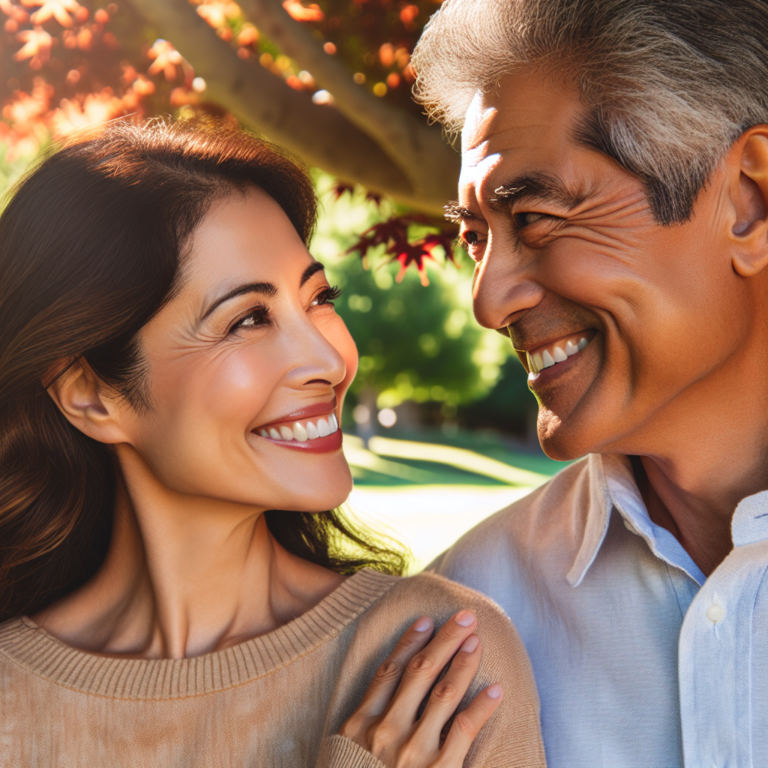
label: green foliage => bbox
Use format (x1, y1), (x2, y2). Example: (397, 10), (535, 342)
(312, 173), (511, 410)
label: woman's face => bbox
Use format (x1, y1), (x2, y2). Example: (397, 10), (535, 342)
(117, 187), (358, 513)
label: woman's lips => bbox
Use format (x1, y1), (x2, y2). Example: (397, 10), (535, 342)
(255, 398), (337, 431)
(259, 427), (343, 454)
(253, 407), (342, 453)
(258, 412), (339, 443)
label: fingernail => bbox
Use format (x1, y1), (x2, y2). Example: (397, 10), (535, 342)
(455, 610), (475, 627)
(461, 635), (479, 653)
(487, 684), (503, 700)
(414, 616), (432, 632)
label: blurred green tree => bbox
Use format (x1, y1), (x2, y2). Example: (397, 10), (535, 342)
(313, 175), (514, 416)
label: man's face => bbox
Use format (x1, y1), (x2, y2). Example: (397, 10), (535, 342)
(458, 69), (753, 460)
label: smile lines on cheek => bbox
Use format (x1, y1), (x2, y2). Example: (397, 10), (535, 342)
(259, 414), (339, 443)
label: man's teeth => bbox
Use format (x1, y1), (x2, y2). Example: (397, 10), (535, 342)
(528, 335), (590, 374)
(259, 413), (339, 442)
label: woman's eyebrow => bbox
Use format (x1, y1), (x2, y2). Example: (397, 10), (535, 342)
(301, 261), (326, 286)
(200, 263), (325, 322)
(201, 282), (277, 321)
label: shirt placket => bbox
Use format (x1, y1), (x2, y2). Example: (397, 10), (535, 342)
(679, 540), (768, 768)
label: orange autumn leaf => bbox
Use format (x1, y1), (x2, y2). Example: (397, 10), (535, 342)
(282, 0), (323, 22)
(21, 0), (82, 28)
(50, 90), (126, 136)
(147, 39), (183, 81)
(14, 27), (53, 65)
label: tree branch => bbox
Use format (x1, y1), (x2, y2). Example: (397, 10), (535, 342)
(127, 0), (457, 212)
(237, 0), (459, 204)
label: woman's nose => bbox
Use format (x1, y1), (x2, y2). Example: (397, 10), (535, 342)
(282, 316), (348, 390)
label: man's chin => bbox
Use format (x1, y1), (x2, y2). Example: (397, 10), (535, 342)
(536, 407), (597, 462)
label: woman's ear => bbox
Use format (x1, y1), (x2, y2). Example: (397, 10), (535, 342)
(46, 358), (130, 444)
(729, 129), (768, 277)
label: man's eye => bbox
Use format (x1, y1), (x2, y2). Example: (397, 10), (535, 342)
(229, 305), (271, 334)
(311, 285), (342, 307)
(513, 212), (549, 228)
(462, 230), (481, 246)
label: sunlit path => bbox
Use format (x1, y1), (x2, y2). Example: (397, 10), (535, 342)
(342, 433), (564, 572)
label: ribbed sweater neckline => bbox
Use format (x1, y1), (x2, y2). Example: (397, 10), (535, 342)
(0, 568), (396, 700)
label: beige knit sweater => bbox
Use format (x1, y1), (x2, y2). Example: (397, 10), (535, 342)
(0, 569), (546, 768)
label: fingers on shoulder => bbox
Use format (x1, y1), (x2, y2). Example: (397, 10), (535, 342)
(442, 684), (504, 753)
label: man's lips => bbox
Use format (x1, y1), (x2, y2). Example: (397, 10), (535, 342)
(515, 329), (597, 376)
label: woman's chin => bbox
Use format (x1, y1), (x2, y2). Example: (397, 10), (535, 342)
(275, 464), (354, 513)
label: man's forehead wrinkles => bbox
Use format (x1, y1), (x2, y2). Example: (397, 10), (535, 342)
(460, 151), (503, 205)
(462, 100), (498, 151)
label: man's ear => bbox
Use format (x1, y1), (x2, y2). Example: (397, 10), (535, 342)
(46, 358), (131, 444)
(729, 128), (768, 277)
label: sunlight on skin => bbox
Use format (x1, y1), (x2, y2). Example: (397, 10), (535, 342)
(35, 188), (360, 660)
(458, 68), (768, 575)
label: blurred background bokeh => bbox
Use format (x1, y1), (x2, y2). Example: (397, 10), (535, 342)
(0, 0), (565, 570)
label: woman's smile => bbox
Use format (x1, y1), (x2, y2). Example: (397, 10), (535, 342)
(252, 397), (342, 453)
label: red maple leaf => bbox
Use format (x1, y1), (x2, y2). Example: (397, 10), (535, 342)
(346, 215), (459, 286)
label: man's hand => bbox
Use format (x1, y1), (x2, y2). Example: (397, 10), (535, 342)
(339, 611), (503, 767)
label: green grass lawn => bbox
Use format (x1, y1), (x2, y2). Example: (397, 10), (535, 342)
(342, 431), (568, 573)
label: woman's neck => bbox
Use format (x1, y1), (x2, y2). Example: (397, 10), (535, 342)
(31, 445), (345, 659)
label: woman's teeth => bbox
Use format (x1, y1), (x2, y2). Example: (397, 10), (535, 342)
(260, 413), (339, 442)
(527, 334), (591, 375)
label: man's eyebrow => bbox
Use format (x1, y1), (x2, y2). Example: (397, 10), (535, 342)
(201, 282), (277, 321)
(488, 173), (587, 212)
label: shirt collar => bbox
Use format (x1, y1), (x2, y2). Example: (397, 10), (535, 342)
(732, 490), (768, 547)
(566, 454), (614, 587)
(567, 454), (706, 587)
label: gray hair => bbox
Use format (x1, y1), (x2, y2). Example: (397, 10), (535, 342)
(412, 0), (768, 224)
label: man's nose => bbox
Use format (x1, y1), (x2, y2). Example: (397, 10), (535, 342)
(472, 237), (546, 329)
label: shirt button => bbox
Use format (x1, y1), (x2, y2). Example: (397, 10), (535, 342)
(706, 604), (725, 623)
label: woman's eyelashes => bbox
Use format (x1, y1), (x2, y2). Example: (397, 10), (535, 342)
(311, 285), (342, 307)
(226, 286), (342, 336)
(228, 303), (271, 334)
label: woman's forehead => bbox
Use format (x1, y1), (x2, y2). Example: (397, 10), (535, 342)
(182, 188), (310, 290)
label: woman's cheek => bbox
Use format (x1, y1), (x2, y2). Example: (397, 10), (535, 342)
(198, 346), (275, 413)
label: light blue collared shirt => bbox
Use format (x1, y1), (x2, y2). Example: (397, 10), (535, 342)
(430, 454), (768, 768)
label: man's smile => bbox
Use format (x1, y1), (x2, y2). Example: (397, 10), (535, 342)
(522, 329), (597, 379)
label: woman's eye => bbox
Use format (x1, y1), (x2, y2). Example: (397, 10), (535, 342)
(229, 305), (270, 334)
(311, 285), (342, 307)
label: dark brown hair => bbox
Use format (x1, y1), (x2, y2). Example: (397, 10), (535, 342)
(0, 119), (405, 621)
